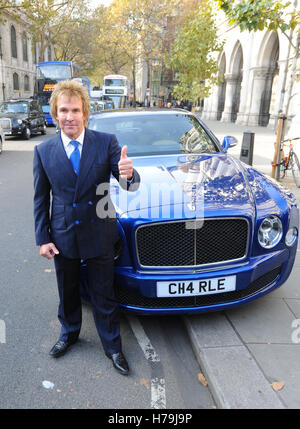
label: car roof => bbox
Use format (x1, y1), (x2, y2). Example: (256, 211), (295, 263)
(89, 107), (193, 119)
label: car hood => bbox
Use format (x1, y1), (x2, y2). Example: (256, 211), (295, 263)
(110, 153), (257, 220)
(0, 113), (26, 120)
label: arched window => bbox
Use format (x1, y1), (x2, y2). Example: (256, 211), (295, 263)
(13, 72), (19, 90)
(22, 32), (28, 61)
(11, 25), (17, 58)
(24, 75), (30, 91)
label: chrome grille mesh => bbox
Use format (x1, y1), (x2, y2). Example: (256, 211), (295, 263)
(135, 218), (249, 267)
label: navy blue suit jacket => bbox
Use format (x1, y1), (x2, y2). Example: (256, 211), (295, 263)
(33, 128), (140, 259)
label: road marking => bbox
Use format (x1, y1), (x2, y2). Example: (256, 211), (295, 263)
(0, 320), (6, 343)
(126, 315), (160, 362)
(126, 315), (166, 409)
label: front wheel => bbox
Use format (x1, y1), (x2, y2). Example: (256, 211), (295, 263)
(22, 126), (31, 140)
(41, 123), (47, 135)
(291, 152), (300, 187)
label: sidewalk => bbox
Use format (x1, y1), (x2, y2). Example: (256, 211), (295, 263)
(184, 119), (300, 409)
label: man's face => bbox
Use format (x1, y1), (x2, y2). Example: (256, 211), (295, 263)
(55, 95), (86, 139)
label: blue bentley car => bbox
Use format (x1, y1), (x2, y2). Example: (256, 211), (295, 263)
(81, 109), (299, 315)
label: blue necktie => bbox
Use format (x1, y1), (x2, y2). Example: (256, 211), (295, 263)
(69, 140), (80, 175)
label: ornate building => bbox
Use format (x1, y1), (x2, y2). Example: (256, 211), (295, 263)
(0, 11), (53, 102)
(201, 9), (300, 136)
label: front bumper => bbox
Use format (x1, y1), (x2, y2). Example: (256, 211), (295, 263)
(112, 247), (296, 314)
(80, 245), (297, 315)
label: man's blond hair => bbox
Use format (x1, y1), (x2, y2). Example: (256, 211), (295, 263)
(50, 80), (90, 127)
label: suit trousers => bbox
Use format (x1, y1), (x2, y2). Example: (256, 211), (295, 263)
(53, 253), (121, 355)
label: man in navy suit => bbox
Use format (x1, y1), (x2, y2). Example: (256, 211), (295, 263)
(33, 80), (140, 375)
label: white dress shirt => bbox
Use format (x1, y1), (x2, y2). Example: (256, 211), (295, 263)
(61, 129), (85, 159)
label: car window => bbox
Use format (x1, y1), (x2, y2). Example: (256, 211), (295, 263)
(0, 102), (29, 114)
(88, 113), (220, 156)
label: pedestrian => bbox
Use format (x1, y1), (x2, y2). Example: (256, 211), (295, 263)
(33, 80), (140, 375)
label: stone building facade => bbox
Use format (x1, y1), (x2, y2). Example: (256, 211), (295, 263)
(0, 12), (53, 102)
(201, 9), (300, 137)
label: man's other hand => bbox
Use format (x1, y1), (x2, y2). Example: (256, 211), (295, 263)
(40, 243), (60, 259)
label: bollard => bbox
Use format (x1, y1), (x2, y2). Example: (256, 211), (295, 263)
(240, 131), (255, 165)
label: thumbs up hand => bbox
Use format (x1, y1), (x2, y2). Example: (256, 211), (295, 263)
(118, 145), (133, 180)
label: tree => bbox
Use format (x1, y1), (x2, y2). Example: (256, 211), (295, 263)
(166, 0), (223, 103)
(20, 0), (89, 62)
(217, 0), (299, 33)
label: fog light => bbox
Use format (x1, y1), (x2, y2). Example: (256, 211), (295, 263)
(285, 227), (298, 247)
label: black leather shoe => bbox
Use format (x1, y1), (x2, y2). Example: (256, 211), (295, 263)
(106, 351), (129, 375)
(49, 339), (77, 358)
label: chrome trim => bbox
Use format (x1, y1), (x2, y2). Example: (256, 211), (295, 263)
(135, 217), (250, 269)
(0, 118), (12, 133)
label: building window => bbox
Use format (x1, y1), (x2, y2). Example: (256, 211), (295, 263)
(22, 32), (28, 62)
(13, 72), (19, 90)
(24, 75), (30, 91)
(11, 25), (17, 58)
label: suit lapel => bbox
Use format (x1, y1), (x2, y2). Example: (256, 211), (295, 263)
(54, 132), (77, 181)
(74, 129), (97, 198)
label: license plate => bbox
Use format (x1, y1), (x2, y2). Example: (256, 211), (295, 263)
(157, 276), (236, 297)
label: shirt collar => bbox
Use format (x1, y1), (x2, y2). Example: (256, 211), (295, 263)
(61, 129), (85, 148)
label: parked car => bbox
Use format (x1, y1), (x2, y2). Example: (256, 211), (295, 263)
(0, 123), (4, 154)
(0, 99), (46, 139)
(105, 100), (115, 110)
(90, 100), (100, 114)
(82, 109), (299, 315)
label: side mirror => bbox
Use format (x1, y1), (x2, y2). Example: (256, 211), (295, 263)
(222, 136), (238, 151)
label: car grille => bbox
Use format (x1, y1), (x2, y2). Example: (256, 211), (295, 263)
(0, 118), (12, 133)
(135, 218), (249, 267)
(116, 266), (282, 309)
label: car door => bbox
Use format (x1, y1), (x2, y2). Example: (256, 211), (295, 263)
(37, 101), (45, 128)
(29, 100), (40, 131)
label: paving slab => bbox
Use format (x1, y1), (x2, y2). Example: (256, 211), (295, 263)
(225, 297), (297, 344)
(247, 344), (300, 409)
(184, 314), (285, 409)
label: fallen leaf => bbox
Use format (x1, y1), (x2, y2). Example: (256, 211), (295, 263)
(197, 372), (208, 386)
(271, 381), (285, 391)
(140, 378), (150, 390)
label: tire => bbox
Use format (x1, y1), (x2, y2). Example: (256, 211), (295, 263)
(23, 126), (31, 140)
(279, 162), (286, 179)
(41, 123), (47, 135)
(291, 152), (300, 187)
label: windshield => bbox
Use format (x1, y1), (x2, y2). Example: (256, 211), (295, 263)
(0, 102), (28, 114)
(104, 79), (126, 87)
(37, 64), (72, 80)
(89, 114), (219, 156)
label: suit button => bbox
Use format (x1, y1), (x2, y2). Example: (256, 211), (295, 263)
(75, 220), (80, 225)
(73, 203), (77, 208)
(88, 201), (93, 205)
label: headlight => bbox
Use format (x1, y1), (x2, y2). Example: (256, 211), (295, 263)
(258, 216), (283, 249)
(17, 119), (22, 125)
(285, 227), (298, 247)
